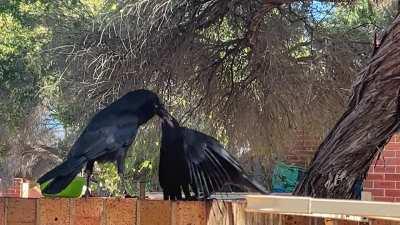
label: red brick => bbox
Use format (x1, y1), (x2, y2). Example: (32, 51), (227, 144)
(395, 135), (400, 143)
(374, 196), (395, 202)
(395, 198), (400, 202)
(396, 182), (400, 189)
(287, 155), (299, 161)
(365, 174), (384, 181)
(385, 174), (400, 181)
(385, 143), (400, 150)
(385, 189), (400, 197)
(363, 180), (373, 188)
(373, 158), (400, 166)
(395, 151), (400, 158)
(374, 181), (396, 189)
(363, 188), (384, 196)
(387, 158), (400, 165)
(371, 166), (396, 173)
(372, 160), (386, 166)
(383, 151), (396, 158)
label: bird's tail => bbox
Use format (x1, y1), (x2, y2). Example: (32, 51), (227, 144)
(41, 168), (81, 194)
(37, 156), (87, 193)
(239, 174), (269, 195)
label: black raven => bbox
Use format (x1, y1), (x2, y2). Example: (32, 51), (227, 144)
(159, 113), (268, 200)
(38, 89), (167, 196)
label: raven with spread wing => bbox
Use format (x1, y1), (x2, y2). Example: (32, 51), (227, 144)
(38, 89), (168, 196)
(158, 112), (268, 200)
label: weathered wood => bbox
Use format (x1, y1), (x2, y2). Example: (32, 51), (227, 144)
(104, 198), (136, 225)
(0, 198), (4, 225)
(2, 197), (400, 225)
(38, 198), (71, 225)
(73, 198), (103, 225)
(174, 201), (206, 225)
(138, 200), (171, 225)
(294, 14), (400, 198)
(7, 198), (36, 225)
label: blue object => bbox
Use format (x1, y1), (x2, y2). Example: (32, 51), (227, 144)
(272, 162), (305, 193)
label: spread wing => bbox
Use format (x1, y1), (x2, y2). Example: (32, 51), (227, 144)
(181, 128), (267, 198)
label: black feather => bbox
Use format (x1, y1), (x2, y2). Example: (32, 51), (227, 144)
(37, 89), (162, 194)
(159, 115), (268, 200)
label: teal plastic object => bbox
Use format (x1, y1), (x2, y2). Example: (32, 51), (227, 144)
(40, 176), (87, 198)
(272, 162), (304, 193)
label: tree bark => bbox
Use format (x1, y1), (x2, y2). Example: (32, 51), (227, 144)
(294, 14), (400, 199)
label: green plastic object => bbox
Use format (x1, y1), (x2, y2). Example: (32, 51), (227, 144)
(40, 176), (87, 198)
(272, 162), (304, 193)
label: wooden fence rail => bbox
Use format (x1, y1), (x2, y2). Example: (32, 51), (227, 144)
(0, 197), (399, 225)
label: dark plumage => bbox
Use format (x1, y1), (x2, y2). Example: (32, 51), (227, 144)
(37, 89), (166, 196)
(159, 113), (268, 200)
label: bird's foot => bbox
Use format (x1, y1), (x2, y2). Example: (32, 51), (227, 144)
(83, 189), (93, 198)
(124, 194), (133, 198)
(184, 196), (198, 201)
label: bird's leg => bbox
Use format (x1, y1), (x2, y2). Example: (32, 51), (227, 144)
(177, 187), (183, 201)
(118, 172), (132, 198)
(84, 161), (95, 198)
(183, 185), (196, 201)
(116, 153), (131, 198)
(163, 190), (169, 200)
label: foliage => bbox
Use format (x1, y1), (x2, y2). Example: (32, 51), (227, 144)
(0, 0), (398, 193)
(0, 1), (51, 130)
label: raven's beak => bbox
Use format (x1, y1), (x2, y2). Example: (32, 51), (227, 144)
(156, 106), (175, 127)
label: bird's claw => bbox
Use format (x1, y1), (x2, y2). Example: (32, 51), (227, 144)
(83, 189), (93, 198)
(124, 194), (133, 198)
(184, 195), (197, 201)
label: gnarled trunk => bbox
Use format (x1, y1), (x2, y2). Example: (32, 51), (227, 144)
(294, 14), (400, 199)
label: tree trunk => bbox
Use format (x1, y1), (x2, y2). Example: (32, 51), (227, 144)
(293, 14), (400, 199)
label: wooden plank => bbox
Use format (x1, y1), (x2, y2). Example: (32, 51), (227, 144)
(311, 198), (400, 219)
(283, 215), (311, 225)
(73, 198), (104, 225)
(138, 200), (171, 225)
(0, 198), (4, 225)
(38, 198), (71, 225)
(246, 195), (400, 221)
(231, 201), (246, 225)
(247, 195), (310, 214)
(206, 200), (234, 225)
(369, 219), (400, 225)
(174, 201), (206, 225)
(105, 198), (136, 225)
(245, 213), (278, 225)
(7, 198), (36, 225)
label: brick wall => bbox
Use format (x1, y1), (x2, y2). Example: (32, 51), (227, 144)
(0, 178), (35, 198)
(286, 130), (322, 168)
(364, 135), (400, 202)
(0, 178), (23, 197)
(286, 132), (400, 202)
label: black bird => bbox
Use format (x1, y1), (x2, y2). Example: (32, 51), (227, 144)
(38, 89), (167, 196)
(158, 112), (268, 200)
